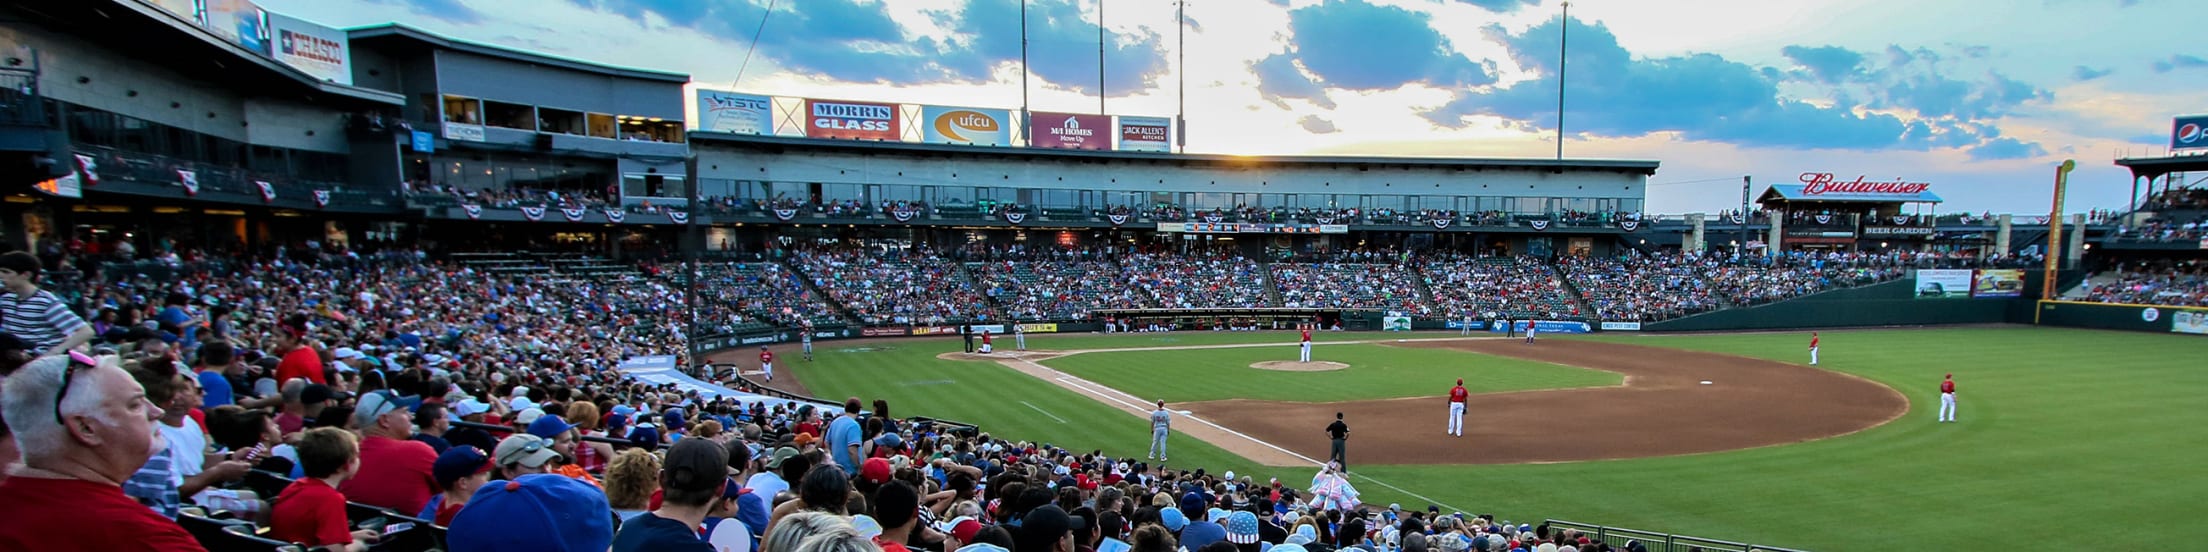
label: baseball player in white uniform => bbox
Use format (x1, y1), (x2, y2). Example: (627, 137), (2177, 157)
(1014, 322), (1027, 351)
(1148, 400), (1171, 461)
(1298, 325), (1313, 362)
(1460, 314), (1474, 336)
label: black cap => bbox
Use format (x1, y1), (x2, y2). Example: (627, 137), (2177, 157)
(1020, 505), (1074, 552)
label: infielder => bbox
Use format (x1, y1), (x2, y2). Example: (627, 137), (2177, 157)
(1148, 400), (1171, 461)
(1460, 314), (1474, 336)
(1298, 324), (1313, 362)
(1807, 332), (1819, 366)
(802, 325), (815, 361)
(1523, 321), (1536, 344)
(759, 346), (775, 381)
(1938, 373), (1957, 422)
(1014, 322), (1027, 351)
(1446, 378), (1468, 437)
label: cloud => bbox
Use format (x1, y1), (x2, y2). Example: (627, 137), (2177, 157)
(1780, 45), (1864, 84)
(2150, 54), (2208, 73)
(1251, 53), (1336, 109)
(2071, 65), (2113, 81)
(1276, 0), (1493, 90)
(560, 0), (1169, 93)
(1966, 137), (2047, 161)
(1449, 0), (1540, 12)
(368, 0), (485, 23)
(1298, 115), (1341, 134)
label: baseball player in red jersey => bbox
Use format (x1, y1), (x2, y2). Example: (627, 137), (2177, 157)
(760, 346), (775, 381)
(1298, 324), (1313, 362)
(1808, 332), (1820, 365)
(1938, 373), (1957, 422)
(979, 331), (994, 354)
(1446, 379), (1469, 436)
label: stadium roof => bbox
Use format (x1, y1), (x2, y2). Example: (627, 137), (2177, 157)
(11, 0), (402, 106)
(347, 24), (690, 84)
(2114, 153), (2208, 181)
(691, 132), (1662, 174)
(1758, 184), (1943, 204)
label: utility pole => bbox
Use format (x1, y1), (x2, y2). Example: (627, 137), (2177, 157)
(1556, 1), (1569, 160)
(1177, 0), (1186, 153)
(1740, 175), (1752, 257)
(1021, 0), (1031, 145)
(1098, 0), (1107, 115)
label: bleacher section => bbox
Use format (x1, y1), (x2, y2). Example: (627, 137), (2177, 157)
(1423, 255), (1582, 320)
(1120, 252), (1272, 309)
(969, 259), (1144, 321)
(1560, 254), (1724, 322)
(685, 261), (850, 331)
(792, 247), (997, 325)
(1272, 263), (1429, 313)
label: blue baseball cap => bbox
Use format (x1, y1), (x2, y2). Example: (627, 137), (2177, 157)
(445, 473), (614, 552)
(526, 414), (578, 440)
(1159, 507), (1188, 532)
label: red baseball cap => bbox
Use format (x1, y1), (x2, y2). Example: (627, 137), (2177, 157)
(861, 457), (892, 484)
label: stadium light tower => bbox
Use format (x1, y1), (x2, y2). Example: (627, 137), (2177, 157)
(1556, 1), (1569, 160)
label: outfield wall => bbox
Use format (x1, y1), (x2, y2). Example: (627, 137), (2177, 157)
(1638, 270), (2079, 332)
(2034, 300), (2208, 335)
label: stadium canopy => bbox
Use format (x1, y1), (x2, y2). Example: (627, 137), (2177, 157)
(2114, 154), (2208, 181)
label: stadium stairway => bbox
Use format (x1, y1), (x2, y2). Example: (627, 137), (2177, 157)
(1259, 261), (1285, 306)
(780, 257), (865, 325)
(1547, 257), (1601, 321)
(1410, 265), (1442, 313)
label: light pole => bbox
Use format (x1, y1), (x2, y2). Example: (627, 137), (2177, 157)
(1555, 1), (1569, 160)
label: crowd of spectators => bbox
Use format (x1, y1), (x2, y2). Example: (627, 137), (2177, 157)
(1559, 253), (1724, 322)
(792, 246), (996, 326)
(968, 248), (1147, 321)
(1271, 262), (1425, 312)
(692, 261), (845, 330)
(1120, 250), (1272, 309)
(1423, 254), (1580, 321)
(2083, 261), (2207, 307)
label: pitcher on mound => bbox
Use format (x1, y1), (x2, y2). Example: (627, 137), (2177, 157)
(1298, 324), (1313, 362)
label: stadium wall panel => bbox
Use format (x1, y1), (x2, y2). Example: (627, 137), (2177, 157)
(2033, 301), (2178, 333)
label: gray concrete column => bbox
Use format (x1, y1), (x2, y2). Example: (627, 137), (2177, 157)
(1766, 215), (1783, 257)
(1995, 214), (2012, 258)
(1687, 213), (1705, 254)
(2065, 213), (2087, 268)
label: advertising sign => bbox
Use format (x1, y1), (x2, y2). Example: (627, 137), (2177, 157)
(1015, 323), (1059, 334)
(1797, 172), (1932, 196)
(2173, 115), (2208, 151)
(1862, 226), (1935, 237)
(147, 0), (199, 21)
(202, 0), (268, 54)
(697, 91), (773, 134)
(1028, 111), (1110, 150)
(443, 122), (485, 142)
(2171, 309), (2208, 335)
(1600, 321), (1644, 331)
(920, 105), (1012, 146)
(1914, 269), (1974, 299)
(1970, 269), (2025, 298)
(1489, 320), (1591, 334)
(804, 99), (900, 140)
(267, 13), (350, 84)
(1381, 316), (1412, 331)
(1117, 116), (1172, 152)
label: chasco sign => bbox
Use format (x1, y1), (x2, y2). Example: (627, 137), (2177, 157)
(1799, 172), (1931, 195)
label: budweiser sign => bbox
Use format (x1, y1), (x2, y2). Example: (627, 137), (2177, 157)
(1799, 173), (1930, 195)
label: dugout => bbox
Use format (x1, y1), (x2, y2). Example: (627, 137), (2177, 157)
(1758, 173), (1942, 252)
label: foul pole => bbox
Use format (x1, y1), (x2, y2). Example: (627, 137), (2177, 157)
(2042, 160), (2076, 300)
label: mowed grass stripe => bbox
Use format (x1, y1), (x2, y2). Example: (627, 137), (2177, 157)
(1040, 344), (1619, 403)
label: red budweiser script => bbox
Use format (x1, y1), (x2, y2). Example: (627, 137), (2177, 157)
(1798, 173), (1931, 195)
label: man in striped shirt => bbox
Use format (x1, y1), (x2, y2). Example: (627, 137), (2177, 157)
(0, 252), (91, 356)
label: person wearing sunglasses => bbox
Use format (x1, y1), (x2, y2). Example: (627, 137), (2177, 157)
(0, 353), (205, 551)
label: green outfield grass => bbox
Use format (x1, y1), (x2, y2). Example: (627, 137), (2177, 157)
(788, 327), (2208, 550)
(1037, 343), (1618, 403)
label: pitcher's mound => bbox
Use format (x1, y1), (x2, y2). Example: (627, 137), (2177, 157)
(1251, 360), (1349, 372)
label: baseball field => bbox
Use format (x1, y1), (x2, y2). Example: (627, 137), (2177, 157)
(736, 326), (2208, 550)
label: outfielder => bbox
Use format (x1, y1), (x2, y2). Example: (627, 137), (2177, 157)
(1938, 373), (1957, 422)
(759, 346), (775, 381)
(1148, 400), (1171, 461)
(1014, 322), (1027, 351)
(1808, 332), (1819, 366)
(1446, 378), (1468, 437)
(1298, 324), (1313, 362)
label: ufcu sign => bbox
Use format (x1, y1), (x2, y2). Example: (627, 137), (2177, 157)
(1799, 172), (1931, 195)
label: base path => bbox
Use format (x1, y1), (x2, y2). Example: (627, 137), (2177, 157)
(1182, 340), (1908, 465)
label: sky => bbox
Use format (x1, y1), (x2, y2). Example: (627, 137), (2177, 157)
(257, 0), (2208, 215)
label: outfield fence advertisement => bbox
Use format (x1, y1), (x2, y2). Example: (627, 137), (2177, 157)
(1491, 320), (1591, 334)
(1600, 322), (1644, 331)
(920, 105), (1012, 146)
(697, 91), (773, 134)
(1915, 269), (1975, 299)
(2172, 309), (2208, 335)
(804, 99), (900, 141)
(1971, 269), (2025, 298)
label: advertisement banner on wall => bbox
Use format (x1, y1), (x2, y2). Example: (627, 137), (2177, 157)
(267, 13), (350, 85)
(1027, 111), (1110, 150)
(148, 0), (199, 21)
(1381, 316), (1412, 331)
(697, 90), (773, 134)
(2172, 114), (2208, 151)
(1117, 116), (1172, 152)
(804, 99), (900, 140)
(2172, 309), (2208, 335)
(1970, 269), (2025, 298)
(1015, 323), (1059, 334)
(919, 105), (1012, 146)
(202, 0), (269, 54)
(1600, 321), (1643, 331)
(1914, 269), (1974, 299)
(1489, 320), (1591, 334)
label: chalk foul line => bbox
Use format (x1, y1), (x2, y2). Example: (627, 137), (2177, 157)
(1021, 400), (1069, 424)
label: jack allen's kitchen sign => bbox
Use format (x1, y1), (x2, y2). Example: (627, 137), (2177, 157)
(1799, 172), (1931, 195)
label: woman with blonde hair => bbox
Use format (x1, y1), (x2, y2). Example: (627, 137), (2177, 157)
(603, 448), (661, 522)
(791, 524), (878, 552)
(763, 511), (855, 552)
(690, 420), (724, 441)
(564, 401), (614, 473)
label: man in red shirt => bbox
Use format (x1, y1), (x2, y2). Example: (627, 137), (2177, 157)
(979, 331), (993, 354)
(1446, 379), (1469, 437)
(0, 354), (206, 551)
(760, 347), (774, 381)
(1938, 373), (1957, 422)
(1808, 332), (1821, 366)
(274, 326), (326, 385)
(1298, 325), (1312, 363)
(339, 390), (439, 514)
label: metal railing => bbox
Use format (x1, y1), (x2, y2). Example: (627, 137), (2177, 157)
(75, 144), (359, 200)
(1544, 519), (1810, 552)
